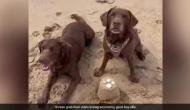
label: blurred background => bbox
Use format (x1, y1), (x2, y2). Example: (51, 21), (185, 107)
(0, 0), (190, 104)
(164, 0), (190, 103)
(0, 0), (28, 103)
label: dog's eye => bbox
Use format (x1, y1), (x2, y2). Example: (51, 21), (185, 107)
(111, 12), (116, 16)
(49, 47), (54, 51)
(41, 46), (44, 50)
(122, 14), (127, 18)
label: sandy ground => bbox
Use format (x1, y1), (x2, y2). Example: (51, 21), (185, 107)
(29, 0), (162, 104)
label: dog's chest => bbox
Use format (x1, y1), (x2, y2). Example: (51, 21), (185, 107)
(106, 38), (129, 57)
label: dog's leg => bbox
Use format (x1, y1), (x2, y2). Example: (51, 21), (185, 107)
(94, 52), (112, 77)
(135, 41), (145, 61)
(38, 72), (58, 104)
(126, 54), (139, 83)
(60, 66), (81, 103)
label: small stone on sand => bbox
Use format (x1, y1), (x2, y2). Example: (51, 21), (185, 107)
(56, 12), (62, 16)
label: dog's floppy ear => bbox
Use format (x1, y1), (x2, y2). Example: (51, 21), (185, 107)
(128, 10), (138, 27)
(100, 7), (116, 26)
(38, 40), (45, 53)
(61, 42), (72, 59)
(100, 11), (109, 26)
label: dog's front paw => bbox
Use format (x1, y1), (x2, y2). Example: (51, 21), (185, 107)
(94, 68), (104, 77)
(129, 75), (139, 83)
(136, 52), (145, 61)
(37, 97), (48, 104)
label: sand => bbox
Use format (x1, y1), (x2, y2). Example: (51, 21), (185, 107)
(29, 0), (162, 104)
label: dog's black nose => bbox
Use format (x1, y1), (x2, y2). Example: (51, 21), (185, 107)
(113, 21), (121, 27)
(38, 58), (45, 64)
(38, 57), (48, 65)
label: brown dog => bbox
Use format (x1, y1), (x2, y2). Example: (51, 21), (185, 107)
(37, 14), (95, 104)
(94, 7), (145, 83)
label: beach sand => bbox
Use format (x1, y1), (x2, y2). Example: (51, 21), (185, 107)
(29, 0), (162, 104)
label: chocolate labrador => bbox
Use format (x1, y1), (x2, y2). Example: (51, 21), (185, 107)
(94, 7), (145, 83)
(37, 14), (95, 104)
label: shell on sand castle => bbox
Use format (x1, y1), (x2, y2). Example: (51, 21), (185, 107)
(97, 76), (120, 101)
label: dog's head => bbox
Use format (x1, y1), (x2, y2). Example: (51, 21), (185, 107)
(100, 7), (138, 35)
(38, 39), (71, 71)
